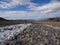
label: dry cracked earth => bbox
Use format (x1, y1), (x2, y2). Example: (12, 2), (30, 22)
(3, 23), (60, 45)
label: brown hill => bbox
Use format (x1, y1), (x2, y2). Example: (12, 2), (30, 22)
(38, 17), (60, 22)
(37, 17), (60, 27)
(0, 17), (7, 21)
(0, 17), (35, 27)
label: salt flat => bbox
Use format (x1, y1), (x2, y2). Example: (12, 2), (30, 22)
(0, 23), (31, 44)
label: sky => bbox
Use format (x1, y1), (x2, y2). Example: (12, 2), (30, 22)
(0, 0), (60, 20)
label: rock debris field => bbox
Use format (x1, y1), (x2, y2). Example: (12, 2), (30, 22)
(0, 23), (60, 45)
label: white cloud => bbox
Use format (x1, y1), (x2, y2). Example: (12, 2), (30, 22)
(0, 11), (37, 19)
(0, 0), (60, 20)
(28, 1), (60, 15)
(0, 0), (31, 8)
(0, 10), (60, 20)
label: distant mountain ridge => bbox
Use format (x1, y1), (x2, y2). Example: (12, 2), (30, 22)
(0, 17), (7, 21)
(37, 17), (60, 22)
(48, 17), (60, 21)
(0, 17), (35, 27)
(0, 17), (60, 27)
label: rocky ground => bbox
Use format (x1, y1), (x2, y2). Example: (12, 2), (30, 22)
(3, 23), (60, 45)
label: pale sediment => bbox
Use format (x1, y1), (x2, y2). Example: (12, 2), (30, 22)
(0, 23), (60, 45)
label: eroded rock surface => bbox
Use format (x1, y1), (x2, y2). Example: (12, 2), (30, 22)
(0, 23), (60, 45)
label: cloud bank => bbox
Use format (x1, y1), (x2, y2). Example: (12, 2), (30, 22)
(0, 0), (31, 8)
(0, 0), (60, 20)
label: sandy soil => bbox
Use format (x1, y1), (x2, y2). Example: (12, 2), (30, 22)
(38, 22), (60, 27)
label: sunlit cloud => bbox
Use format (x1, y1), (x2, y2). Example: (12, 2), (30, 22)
(0, 0), (31, 8)
(28, 0), (60, 15)
(0, 0), (60, 20)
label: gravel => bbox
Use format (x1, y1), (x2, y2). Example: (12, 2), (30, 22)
(0, 23), (60, 45)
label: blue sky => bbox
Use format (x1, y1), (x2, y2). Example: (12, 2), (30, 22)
(0, 0), (60, 20)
